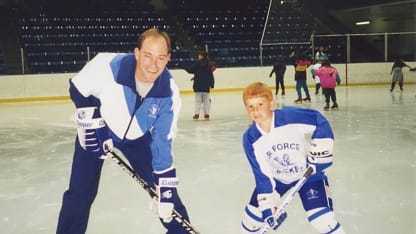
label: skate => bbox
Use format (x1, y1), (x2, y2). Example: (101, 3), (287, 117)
(294, 98), (302, 103)
(324, 103), (330, 111)
(282, 92), (285, 96)
(302, 97), (311, 102)
(192, 114), (199, 120)
(331, 103), (339, 110)
(204, 114), (210, 120)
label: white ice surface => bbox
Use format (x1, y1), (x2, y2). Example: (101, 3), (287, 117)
(0, 85), (415, 234)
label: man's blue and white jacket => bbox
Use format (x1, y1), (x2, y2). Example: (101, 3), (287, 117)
(70, 53), (180, 173)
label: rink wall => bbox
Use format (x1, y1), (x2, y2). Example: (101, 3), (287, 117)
(0, 62), (415, 102)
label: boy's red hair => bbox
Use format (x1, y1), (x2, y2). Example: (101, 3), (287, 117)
(242, 82), (273, 105)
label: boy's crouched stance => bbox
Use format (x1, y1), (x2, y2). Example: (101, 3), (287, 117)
(240, 82), (345, 233)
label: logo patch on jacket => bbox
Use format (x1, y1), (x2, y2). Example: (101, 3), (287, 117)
(149, 104), (159, 118)
(306, 189), (319, 200)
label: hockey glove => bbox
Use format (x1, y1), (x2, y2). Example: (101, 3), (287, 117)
(152, 169), (178, 223)
(273, 211), (287, 230)
(260, 207), (287, 230)
(258, 192), (285, 229)
(307, 138), (334, 173)
(262, 208), (276, 228)
(76, 107), (113, 159)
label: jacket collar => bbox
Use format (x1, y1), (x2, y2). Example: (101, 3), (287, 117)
(113, 53), (172, 98)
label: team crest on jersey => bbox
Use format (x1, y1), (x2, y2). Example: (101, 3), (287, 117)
(306, 189), (319, 200)
(281, 154), (294, 166)
(148, 104), (159, 119)
(271, 153), (294, 167)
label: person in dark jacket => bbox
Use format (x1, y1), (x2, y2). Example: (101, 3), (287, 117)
(390, 59), (412, 92)
(269, 55), (287, 96)
(185, 51), (215, 120)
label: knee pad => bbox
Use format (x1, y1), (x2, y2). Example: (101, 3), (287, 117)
(307, 207), (345, 234)
(241, 205), (264, 233)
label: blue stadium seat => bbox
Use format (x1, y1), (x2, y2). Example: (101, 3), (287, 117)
(17, 11), (183, 73)
(0, 49), (6, 74)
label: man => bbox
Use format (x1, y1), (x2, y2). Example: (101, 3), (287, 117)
(56, 28), (191, 234)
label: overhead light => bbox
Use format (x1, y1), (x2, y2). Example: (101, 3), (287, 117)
(355, 21), (370, 25)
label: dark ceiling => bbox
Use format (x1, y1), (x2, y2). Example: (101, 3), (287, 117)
(327, 0), (416, 33)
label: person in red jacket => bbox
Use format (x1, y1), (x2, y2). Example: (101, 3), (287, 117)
(314, 60), (341, 110)
(290, 51), (312, 103)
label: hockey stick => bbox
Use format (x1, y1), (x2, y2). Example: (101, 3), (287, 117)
(259, 166), (314, 234)
(109, 150), (200, 234)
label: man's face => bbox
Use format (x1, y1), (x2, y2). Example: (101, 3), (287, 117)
(244, 96), (274, 123)
(134, 36), (170, 83)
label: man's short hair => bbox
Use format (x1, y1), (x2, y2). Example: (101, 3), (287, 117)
(138, 28), (171, 52)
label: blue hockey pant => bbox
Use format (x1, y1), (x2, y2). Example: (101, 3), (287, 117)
(57, 133), (190, 234)
(296, 80), (310, 99)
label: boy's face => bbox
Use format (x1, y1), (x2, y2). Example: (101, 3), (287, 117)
(244, 96), (274, 123)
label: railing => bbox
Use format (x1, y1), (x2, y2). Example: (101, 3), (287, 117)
(260, 31), (416, 66)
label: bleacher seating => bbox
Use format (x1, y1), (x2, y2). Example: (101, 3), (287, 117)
(14, 1), (326, 73)
(177, 2), (320, 67)
(17, 11), (190, 73)
(260, 3), (315, 65)
(178, 9), (267, 67)
(0, 49), (6, 74)
(312, 36), (347, 63)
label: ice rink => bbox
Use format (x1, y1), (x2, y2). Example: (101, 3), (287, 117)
(0, 85), (415, 234)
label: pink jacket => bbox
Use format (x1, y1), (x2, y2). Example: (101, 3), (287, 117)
(314, 66), (340, 88)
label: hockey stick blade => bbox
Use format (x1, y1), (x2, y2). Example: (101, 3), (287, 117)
(259, 166), (314, 234)
(109, 150), (201, 234)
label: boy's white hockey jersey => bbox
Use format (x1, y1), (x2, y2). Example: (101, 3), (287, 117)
(242, 106), (334, 194)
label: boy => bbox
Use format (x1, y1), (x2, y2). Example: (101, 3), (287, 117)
(240, 82), (345, 234)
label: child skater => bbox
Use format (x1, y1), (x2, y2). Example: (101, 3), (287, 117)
(269, 55), (287, 96)
(239, 82), (345, 234)
(290, 51), (312, 103)
(314, 59), (341, 110)
(311, 59), (322, 95)
(390, 59), (412, 92)
(183, 51), (215, 120)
